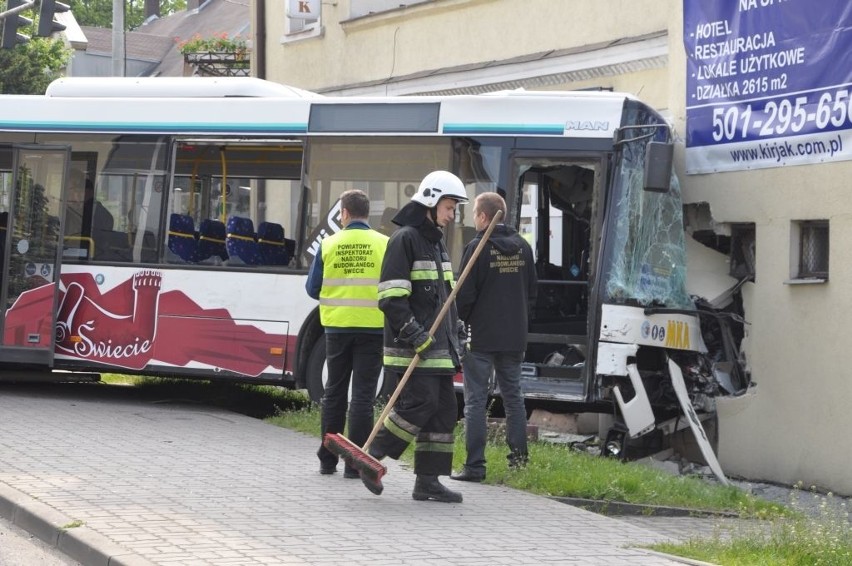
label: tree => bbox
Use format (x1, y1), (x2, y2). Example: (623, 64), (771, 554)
(0, 37), (70, 94)
(69, 0), (186, 31)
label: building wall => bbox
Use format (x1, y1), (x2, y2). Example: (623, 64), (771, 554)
(666, 8), (852, 494)
(264, 0), (668, 97)
(259, 0), (852, 494)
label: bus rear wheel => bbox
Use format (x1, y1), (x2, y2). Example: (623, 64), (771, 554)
(304, 337), (395, 405)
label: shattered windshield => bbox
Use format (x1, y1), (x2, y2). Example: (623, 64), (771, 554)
(603, 123), (693, 309)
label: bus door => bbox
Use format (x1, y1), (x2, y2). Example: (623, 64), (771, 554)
(513, 156), (602, 403)
(0, 145), (70, 366)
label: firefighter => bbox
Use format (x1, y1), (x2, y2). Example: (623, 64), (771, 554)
(306, 189), (389, 479)
(363, 170), (469, 503)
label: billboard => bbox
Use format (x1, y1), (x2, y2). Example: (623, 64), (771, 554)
(684, 1), (852, 173)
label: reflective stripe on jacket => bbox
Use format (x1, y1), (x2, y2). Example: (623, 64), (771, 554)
(319, 226), (388, 328)
(378, 223), (462, 375)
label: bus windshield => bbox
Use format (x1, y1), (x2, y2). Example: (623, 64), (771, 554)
(603, 123), (693, 310)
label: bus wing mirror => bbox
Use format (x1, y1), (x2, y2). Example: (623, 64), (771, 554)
(644, 141), (673, 193)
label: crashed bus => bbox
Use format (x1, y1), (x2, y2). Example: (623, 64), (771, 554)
(0, 78), (749, 478)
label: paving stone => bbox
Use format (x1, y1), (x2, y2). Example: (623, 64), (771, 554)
(0, 385), (735, 565)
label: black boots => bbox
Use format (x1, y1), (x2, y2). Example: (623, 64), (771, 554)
(412, 475), (463, 503)
(450, 467), (485, 482)
(508, 452), (529, 470)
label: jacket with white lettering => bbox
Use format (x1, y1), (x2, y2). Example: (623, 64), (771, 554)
(377, 202), (462, 376)
(456, 224), (537, 352)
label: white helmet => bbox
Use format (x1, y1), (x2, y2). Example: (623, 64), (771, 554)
(411, 170), (469, 208)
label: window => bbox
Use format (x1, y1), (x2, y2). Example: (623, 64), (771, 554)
(302, 137), (453, 266)
(170, 142), (303, 268)
(46, 136), (169, 264)
(798, 220), (829, 279)
(790, 220), (829, 282)
(603, 134), (693, 310)
(283, 8), (321, 41)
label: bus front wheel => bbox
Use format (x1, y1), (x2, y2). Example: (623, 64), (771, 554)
(304, 337), (395, 405)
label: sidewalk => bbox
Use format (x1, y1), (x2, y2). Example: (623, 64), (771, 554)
(0, 384), (717, 566)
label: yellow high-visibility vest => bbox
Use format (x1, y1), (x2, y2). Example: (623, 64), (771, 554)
(319, 227), (388, 328)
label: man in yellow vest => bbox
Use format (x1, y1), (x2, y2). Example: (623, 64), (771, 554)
(306, 190), (389, 479)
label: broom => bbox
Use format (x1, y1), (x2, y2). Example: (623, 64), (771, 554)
(323, 209), (504, 495)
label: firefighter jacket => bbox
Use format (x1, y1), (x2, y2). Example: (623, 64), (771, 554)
(308, 222), (388, 330)
(377, 203), (463, 375)
(456, 224), (537, 352)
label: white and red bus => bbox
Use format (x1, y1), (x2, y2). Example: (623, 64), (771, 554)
(0, 78), (749, 466)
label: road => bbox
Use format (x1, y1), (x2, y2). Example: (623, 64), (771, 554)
(0, 515), (80, 566)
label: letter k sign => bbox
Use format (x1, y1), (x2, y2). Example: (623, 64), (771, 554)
(287, 0), (320, 18)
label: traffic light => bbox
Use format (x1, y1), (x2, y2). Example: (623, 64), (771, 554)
(1, 0), (33, 49)
(36, 0), (69, 37)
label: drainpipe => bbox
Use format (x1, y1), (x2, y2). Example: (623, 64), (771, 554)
(111, 0), (125, 76)
(255, 0), (266, 79)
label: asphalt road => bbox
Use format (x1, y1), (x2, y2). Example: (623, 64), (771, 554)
(0, 515), (80, 566)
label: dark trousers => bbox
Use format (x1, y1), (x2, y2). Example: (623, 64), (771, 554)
(317, 332), (383, 469)
(461, 350), (528, 473)
(370, 371), (457, 477)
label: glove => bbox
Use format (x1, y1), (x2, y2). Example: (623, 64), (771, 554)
(399, 317), (433, 354)
(457, 319), (470, 351)
(412, 332), (434, 355)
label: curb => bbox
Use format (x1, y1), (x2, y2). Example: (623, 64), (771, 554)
(640, 548), (721, 566)
(0, 482), (155, 566)
(551, 496), (740, 518)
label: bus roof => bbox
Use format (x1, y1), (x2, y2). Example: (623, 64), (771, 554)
(1, 78), (647, 141)
(45, 77), (321, 99)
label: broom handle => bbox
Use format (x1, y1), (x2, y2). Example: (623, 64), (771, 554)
(363, 209), (503, 452)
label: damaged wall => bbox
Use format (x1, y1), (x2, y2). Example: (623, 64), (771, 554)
(668, 9), (852, 495)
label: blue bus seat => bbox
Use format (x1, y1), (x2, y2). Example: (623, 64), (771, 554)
(167, 213), (199, 263)
(197, 219), (228, 262)
(225, 216), (263, 265)
(257, 221), (291, 266)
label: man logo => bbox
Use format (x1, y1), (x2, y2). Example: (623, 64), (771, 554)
(565, 120), (610, 131)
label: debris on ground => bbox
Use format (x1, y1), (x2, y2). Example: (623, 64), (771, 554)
(532, 411), (851, 521)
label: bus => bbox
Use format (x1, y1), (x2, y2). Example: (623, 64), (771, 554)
(0, 77), (749, 469)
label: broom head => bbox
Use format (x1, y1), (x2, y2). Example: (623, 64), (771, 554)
(323, 433), (387, 493)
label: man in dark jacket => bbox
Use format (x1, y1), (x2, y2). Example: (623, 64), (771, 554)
(451, 192), (537, 482)
(362, 170), (469, 503)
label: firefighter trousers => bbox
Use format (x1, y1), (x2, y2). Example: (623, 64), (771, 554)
(370, 371), (457, 477)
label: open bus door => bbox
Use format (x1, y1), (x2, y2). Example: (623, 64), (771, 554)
(514, 157), (601, 403)
(0, 145), (70, 367)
